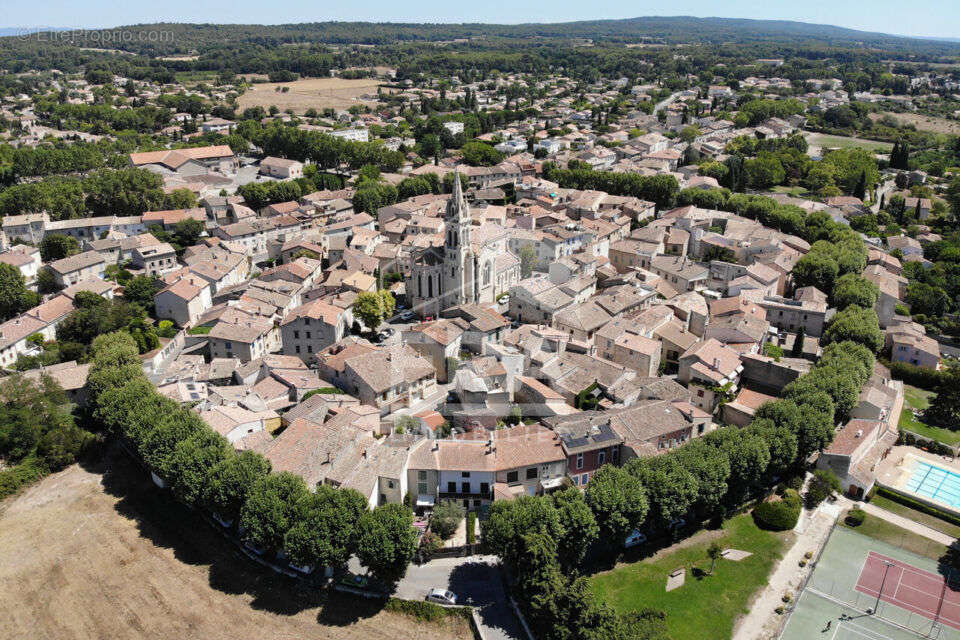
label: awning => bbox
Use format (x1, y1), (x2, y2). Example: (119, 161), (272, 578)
(416, 494), (436, 507)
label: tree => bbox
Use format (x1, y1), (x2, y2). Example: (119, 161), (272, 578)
(239, 472), (309, 553)
(519, 245), (538, 278)
(352, 289), (395, 332)
(40, 233), (80, 262)
(430, 500), (465, 540)
(166, 429), (232, 506)
(926, 366), (960, 429)
(823, 305), (883, 353)
(203, 450), (272, 524)
(584, 465), (648, 546)
(355, 503), (418, 584)
(791, 326), (806, 358)
(628, 456), (699, 532)
(550, 487), (599, 570)
(0, 263), (40, 322)
(460, 141), (504, 166)
(123, 275), (162, 310)
(485, 496), (564, 571)
(707, 541), (723, 575)
(674, 440), (730, 518)
(284, 485), (368, 570)
(832, 273), (879, 310)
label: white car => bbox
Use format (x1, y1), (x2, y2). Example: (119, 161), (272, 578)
(426, 588), (457, 605)
(624, 529), (647, 549)
(399, 311), (415, 321)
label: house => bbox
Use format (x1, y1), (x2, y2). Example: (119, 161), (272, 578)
(553, 418), (624, 486)
(260, 156), (304, 179)
(551, 301), (612, 346)
(131, 242), (178, 277)
(677, 339), (743, 413)
(339, 344), (438, 416)
(649, 256), (709, 293)
(129, 145), (235, 175)
(280, 299), (349, 362)
(407, 423), (567, 511)
(888, 322), (940, 369)
(207, 316), (274, 363)
(757, 294), (832, 337)
(0, 247), (41, 285)
(402, 320), (465, 383)
(47, 250), (106, 288)
(817, 419), (897, 499)
(154, 277), (213, 327)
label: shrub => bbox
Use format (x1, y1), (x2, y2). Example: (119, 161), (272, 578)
(384, 598), (471, 622)
(805, 470), (842, 508)
(753, 492), (801, 531)
(846, 508), (866, 527)
(775, 606), (785, 615)
(466, 511), (477, 545)
(430, 500), (465, 540)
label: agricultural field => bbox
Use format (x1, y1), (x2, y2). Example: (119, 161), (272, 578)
(869, 111), (960, 135)
(236, 77), (390, 113)
(0, 452), (472, 640)
(805, 132), (894, 153)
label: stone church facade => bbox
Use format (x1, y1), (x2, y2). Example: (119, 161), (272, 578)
(406, 172), (520, 319)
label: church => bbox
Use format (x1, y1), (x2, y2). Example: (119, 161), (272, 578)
(405, 171), (521, 319)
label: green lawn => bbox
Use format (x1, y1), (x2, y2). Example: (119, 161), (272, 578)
(841, 511), (950, 564)
(898, 385), (960, 445)
(869, 494), (960, 538)
(589, 515), (791, 640)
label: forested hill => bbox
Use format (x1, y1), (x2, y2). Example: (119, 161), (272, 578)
(5, 16), (960, 57)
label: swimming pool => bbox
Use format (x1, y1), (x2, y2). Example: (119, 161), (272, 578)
(903, 460), (960, 510)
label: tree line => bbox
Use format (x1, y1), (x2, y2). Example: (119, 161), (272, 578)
(87, 331), (417, 584)
(485, 338), (876, 640)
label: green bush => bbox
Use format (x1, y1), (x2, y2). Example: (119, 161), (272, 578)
(466, 511), (477, 545)
(845, 508), (866, 527)
(430, 500), (465, 540)
(753, 490), (801, 531)
(0, 458), (48, 500)
(887, 360), (944, 391)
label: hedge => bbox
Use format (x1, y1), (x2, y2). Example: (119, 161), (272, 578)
(876, 486), (960, 529)
(384, 598), (473, 623)
(752, 489), (801, 531)
(845, 508), (866, 527)
(466, 511), (477, 545)
(886, 359), (944, 391)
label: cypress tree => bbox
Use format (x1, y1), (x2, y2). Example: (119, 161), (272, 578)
(853, 170), (867, 201)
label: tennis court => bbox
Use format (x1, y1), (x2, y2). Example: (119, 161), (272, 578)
(855, 552), (960, 631)
(780, 527), (960, 640)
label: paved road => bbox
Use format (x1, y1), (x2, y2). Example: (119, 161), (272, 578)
(399, 555), (523, 640)
(653, 91), (684, 115)
(348, 554), (524, 640)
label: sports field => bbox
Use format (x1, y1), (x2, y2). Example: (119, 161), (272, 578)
(781, 526), (960, 640)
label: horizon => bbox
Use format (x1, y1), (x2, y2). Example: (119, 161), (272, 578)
(3, 3), (960, 42)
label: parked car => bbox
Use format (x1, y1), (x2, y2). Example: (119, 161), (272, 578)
(380, 327), (395, 338)
(669, 518), (687, 530)
(624, 529), (648, 548)
(400, 311), (414, 321)
(426, 588), (457, 605)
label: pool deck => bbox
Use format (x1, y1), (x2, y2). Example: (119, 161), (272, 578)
(875, 445), (960, 515)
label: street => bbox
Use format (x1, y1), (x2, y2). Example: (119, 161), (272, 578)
(349, 554), (525, 640)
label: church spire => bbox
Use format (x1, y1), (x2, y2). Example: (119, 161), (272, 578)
(447, 168), (469, 222)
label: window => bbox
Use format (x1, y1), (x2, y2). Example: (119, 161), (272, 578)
(580, 473), (589, 485)
(576, 453), (584, 470)
(461, 471), (471, 478)
(506, 470), (519, 484)
(418, 482), (428, 495)
(697, 389), (705, 397)
(526, 467), (538, 480)
(304, 317), (311, 325)
(418, 470), (427, 480)
(612, 448), (619, 461)
(307, 345), (312, 353)
(572, 475), (579, 486)
(447, 481), (456, 493)
(461, 482), (470, 494)
(387, 480), (394, 489)
(598, 451), (606, 465)
(295, 345), (301, 354)
(225, 341), (232, 349)
(480, 482), (489, 494)
(305, 331), (311, 339)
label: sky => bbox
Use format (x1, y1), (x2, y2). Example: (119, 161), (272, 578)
(5, 0), (960, 40)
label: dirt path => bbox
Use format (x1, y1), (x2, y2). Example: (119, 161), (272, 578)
(731, 503), (839, 640)
(0, 453), (471, 640)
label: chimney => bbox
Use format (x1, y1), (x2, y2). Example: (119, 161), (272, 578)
(855, 429), (863, 438)
(712, 357), (720, 370)
(362, 448), (367, 458)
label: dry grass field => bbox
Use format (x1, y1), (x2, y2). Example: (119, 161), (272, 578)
(237, 77), (388, 113)
(869, 111), (960, 135)
(0, 451), (472, 640)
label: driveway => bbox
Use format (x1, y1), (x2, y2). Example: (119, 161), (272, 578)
(397, 555), (524, 640)
(346, 554), (523, 640)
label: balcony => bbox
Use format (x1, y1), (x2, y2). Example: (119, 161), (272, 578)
(439, 490), (494, 502)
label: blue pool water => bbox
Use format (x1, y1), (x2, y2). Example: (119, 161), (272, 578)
(904, 461), (960, 509)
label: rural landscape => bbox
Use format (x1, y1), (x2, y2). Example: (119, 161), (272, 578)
(1, 7), (960, 640)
